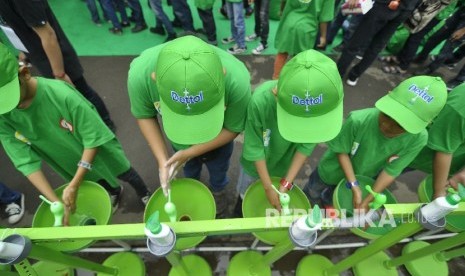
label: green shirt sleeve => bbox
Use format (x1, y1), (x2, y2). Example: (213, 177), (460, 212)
(0, 120), (42, 176)
(127, 50), (160, 119)
(223, 68), (251, 133)
(318, 0), (335, 22)
(242, 100), (266, 162)
(58, 82), (115, 149)
(384, 131), (428, 177)
(296, 143), (316, 156)
(427, 106), (465, 153)
(327, 112), (356, 154)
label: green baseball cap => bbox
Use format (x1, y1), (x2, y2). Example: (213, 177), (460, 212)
(156, 36), (225, 145)
(277, 50), (344, 143)
(375, 76), (447, 134)
(0, 44), (20, 114)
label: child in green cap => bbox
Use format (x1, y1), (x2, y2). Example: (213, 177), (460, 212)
(304, 76), (448, 210)
(409, 83), (465, 198)
(0, 44), (151, 225)
(127, 36), (251, 217)
(272, 0), (335, 79)
(236, 49), (344, 214)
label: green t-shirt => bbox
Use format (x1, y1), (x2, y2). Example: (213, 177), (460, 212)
(274, 0), (335, 55)
(128, 44), (251, 150)
(0, 78), (130, 187)
(240, 81), (316, 178)
(318, 108), (428, 185)
(409, 86), (465, 174)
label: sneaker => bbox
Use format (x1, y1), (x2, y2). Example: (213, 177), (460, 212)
(110, 186), (123, 213)
(252, 43), (267, 55)
(222, 37), (235, 44)
(109, 27), (123, 35)
(93, 19), (102, 26)
(355, 54), (363, 60)
(5, 194), (25, 225)
(227, 45), (247, 55)
(141, 193), (152, 206)
(131, 24), (147, 33)
(150, 26), (166, 35)
(220, 6), (228, 19)
(121, 21), (131, 28)
(245, 33), (258, 42)
(346, 76), (359, 87)
(212, 190), (228, 219)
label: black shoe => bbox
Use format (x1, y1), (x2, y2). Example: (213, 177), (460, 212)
(110, 186), (123, 213)
(108, 27), (123, 35)
(165, 33), (177, 42)
(415, 67), (433, 75)
(128, 15), (137, 23)
(233, 196), (243, 218)
(220, 6), (228, 19)
(131, 24), (147, 33)
(150, 26), (166, 35)
(171, 19), (182, 28)
(121, 21), (131, 28)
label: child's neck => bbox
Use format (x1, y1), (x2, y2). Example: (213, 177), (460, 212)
(18, 77), (37, 109)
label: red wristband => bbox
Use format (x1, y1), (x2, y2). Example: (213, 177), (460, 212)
(54, 72), (66, 78)
(280, 178), (293, 190)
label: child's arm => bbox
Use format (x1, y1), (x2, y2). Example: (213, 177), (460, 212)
(62, 148), (97, 221)
(137, 118), (171, 195)
(432, 151), (453, 198)
(360, 170), (395, 211)
(316, 22), (328, 48)
(281, 151), (308, 193)
(337, 153), (362, 209)
(255, 160), (281, 211)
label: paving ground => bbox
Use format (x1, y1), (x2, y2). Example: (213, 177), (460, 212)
(1, 52), (464, 275)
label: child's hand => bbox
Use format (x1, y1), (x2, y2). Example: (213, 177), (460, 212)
(265, 186), (282, 212)
(159, 166), (170, 196)
(62, 185), (78, 214)
(351, 186), (362, 209)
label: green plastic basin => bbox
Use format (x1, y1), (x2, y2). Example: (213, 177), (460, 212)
(333, 175), (401, 240)
(144, 178), (216, 250)
(32, 181), (112, 252)
(242, 177), (311, 245)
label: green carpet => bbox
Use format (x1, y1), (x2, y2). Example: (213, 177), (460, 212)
(48, 0), (281, 56)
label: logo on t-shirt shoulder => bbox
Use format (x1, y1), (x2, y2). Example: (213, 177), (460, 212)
(388, 155), (399, 163)
(154, 101), (161, 114)
(14, 131), (31, 145)
(59, 118), (74, 132)
(263, 129), (271, 147)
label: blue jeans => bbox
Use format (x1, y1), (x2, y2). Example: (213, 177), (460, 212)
(126, 0), (146, 27)
(302, 169), (335, 207)
(183, 142), (234, 192)
(85, 0), (107, 22)
(226, 1), (246, 48)
(149, 0), (175, 34)
(197, 8), (217, 42)
(171, 0), (195, 32)
(101, 0), (129, 29)
(0, 183), (20, 205)
(236, 167), (258, 198)
(253, 0), (270, 45)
